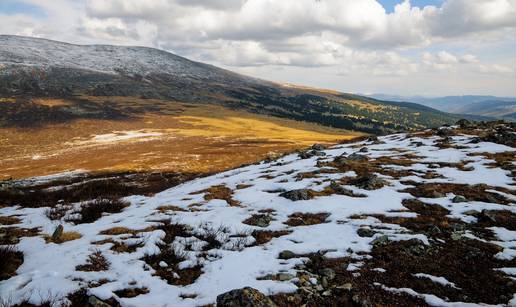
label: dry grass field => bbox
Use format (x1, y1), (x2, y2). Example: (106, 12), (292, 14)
(0, 97), (364, 179)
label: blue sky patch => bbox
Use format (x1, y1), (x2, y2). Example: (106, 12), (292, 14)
(0, 1), (44, 17)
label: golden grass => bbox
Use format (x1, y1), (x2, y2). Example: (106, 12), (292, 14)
(0, 96), (365, 180)
(44, 231), (82, 243)
(31, 98), (71, 107)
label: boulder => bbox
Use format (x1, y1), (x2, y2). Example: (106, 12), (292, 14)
(278, 250), (296, 260)
(279, 189), (313, 201)
(452, 195), (468, 203)
(216, 287), (277, 307)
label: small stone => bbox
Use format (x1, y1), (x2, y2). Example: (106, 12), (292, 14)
(278, 250), (296, 260)
(319, 268), (336, 280)
(279, 189), (313, 201)
(321, 277), (328, 288)
(357, 228), (376, 238)
(277, 273), (294, 281)
(347, 153), (368, 162)
(315, 285), (324, 292)
(372, 235), (389, 246)
(52, 225), (64, 242)
(463, 210), (479, 216)
(341, 283), (352, 291)
(321, 290), (332, 297)
(311, 144), (327, 151)
(159, 261), (168, 268)
(451, 231), (463, 241)
(452, 195), (468, 203)
(216, 287), (278, 307)
(359, 147), (368, 153)
(88, 296), (112, 307)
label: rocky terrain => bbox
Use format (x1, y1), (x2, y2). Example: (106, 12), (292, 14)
(0, 119), (514, 306)
(0, 35), (461, 134)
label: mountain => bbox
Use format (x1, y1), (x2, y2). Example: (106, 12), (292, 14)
(370, 94), (516, 120)
(0, 35), (460, 134)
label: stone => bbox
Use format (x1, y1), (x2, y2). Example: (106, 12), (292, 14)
(359, 147), (368, 153)
(321, 277), (328, 288)
(357, 228), (376, 238)
(452, 195), (468, 203)
(372, 235), (389, 246)
(277, 273), (294, 281)
(311, 144), (327, 151)
(52, 225), (64, 242)
(278, 250), (296, 260)
(216, 287), (278, 307)
(451, 231), (463, 241)
(347, 153), (368, 162)
(341, 283), (353, 291)
(88, 296), (112, 307)
(456, 119), (473, 128)
(279, 189), (313, 201)
(329, 181), (356, 196)
(321, 290), (332, 296)
(352, 174), (387, 190)
(319, 268), (336, 280)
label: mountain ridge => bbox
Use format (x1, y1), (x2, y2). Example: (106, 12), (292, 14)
(0, 35), (460, 134)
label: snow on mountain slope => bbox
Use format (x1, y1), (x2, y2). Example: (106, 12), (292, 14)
(0, 122), (515, 306)
(0, 35), (240, 80)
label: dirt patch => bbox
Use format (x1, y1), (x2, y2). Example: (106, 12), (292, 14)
(114, 287), (150, 298)
(43, 231), (82, 244)
(0, 245), (23, 281)
(192, 185), (241, 206)
(76, 251), (110, 272)
(251, 230), (292, 245)
(0, 227), (39, 245)
(284, 212), (330, 227)
(400, 182), (512, 204)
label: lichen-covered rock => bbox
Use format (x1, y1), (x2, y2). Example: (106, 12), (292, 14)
(216, 287), (277, 307)
(279, 189), (313, 201)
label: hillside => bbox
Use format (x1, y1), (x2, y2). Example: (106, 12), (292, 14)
(0, 35), (459, 134)
(0, 120), (514, 306)
(371, 94), (516, 121)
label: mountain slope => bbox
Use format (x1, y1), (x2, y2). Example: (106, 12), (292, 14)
(0, 121), (514, 306)
(0, 35), (459, 134)
(370, 94), (516, 120)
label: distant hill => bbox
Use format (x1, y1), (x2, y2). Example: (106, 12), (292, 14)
(0, 35), (460, 134)
(370, 94), (516, 121)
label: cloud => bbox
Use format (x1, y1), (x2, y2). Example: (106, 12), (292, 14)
(0, 0), (515, 95)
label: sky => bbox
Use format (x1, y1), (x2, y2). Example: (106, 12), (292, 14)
(0, 0), (515, 97)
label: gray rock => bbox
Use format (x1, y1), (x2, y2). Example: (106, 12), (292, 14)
(88, 296), (112, 307)
(359, 147), (368, 153)
(452, 195), (468, 203)
(319, 268), (336, 280)
(279, 189), (312, 201)
(372, 235), (389, 246)
(340, 283), (353, 291)
(321, 277), (328, 288)
(357, 228), (376, 238)
(277, 273), (295, 281)
(352, 174), (388, 190)
(347, 153), (368, 162)
(456, 119), (472, 128)
(311, 144), (327, 151)
(216, 287), (278, 307)
(52, 225), (64, 242)
(278, 250), (296, 260)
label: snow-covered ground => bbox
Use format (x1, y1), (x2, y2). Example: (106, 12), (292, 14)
(0, 129), (514, 306)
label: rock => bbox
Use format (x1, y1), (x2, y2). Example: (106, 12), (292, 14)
(319, 268), (336, 280)
(372, 235), (389, 246)
(480, 210), (498, 223)
(412, 141), (424, 147)
(277, 273), (294, 281)
(322, 290), (332, 296)
(52, 225), (64, 242)
(279, 189), (313, 201)
(278, 250), (296, 260)
(216, 287), (278, 307)
(347, 153), (368, 162)
(351, 174), (388, 190)
(359, 147), (368, 153)
(88, 296), (112, 307)
(251, 215), (273, 228)
(357, 228), (376, 238)
(341, 283), (353, 291)
(311, 144), (327, 151)
(452, 195), (468, 203)
(456, 119), (473, 128)
(321, 277), (328, 288)
(437, 127), (453, 137)
(430, 191), (445, 198)
(298, 149), (325, 159)
(451, 231), (463, 241)
(367, 136), (378, 142)
(329, 181), (356, 196)
(159, 261), (168, 268)
(463, 210), (479, 216)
